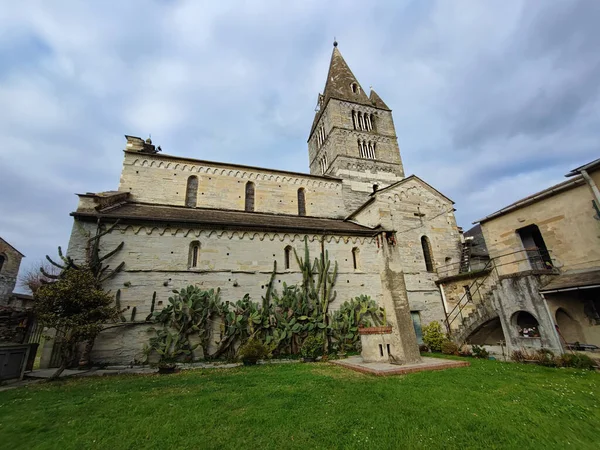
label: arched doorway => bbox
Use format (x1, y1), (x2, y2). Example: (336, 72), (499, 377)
(555, 308), (584, 344)
(466, 317), (506, 345)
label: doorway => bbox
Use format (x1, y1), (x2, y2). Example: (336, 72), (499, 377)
(517, 224), (552, 270)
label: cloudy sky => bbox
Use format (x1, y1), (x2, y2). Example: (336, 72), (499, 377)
(1, 1), (599, 288)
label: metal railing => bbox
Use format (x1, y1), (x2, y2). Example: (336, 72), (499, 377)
(442, 247), (556, 335)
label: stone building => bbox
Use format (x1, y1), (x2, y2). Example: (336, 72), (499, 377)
(0, 237), (24, 306)
(63, 43), (462, 366)
(438, 157), (600, 357)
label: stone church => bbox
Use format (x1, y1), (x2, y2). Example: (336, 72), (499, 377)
(66, 43), (463, 364)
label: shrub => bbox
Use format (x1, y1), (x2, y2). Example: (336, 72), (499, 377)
(557, 353), (596, 370)
(300, 335), (325, 359)
(471, 345), (489, 359)
(238, 339), (268, 364)
(536, 349), (556, 367)
(441, 341), (459, 355)
(422, 321), (447, 352)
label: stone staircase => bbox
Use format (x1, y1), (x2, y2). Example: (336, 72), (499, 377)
(451, 287), (499, 345)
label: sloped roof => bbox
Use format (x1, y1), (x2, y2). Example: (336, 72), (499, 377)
(0, 237), (24, 257)
(369, 175), (455, 204)
(565, 157), (600, 177)
(540, 268), (600, 292)
(309, 45), (390, 139)
(464, 224), (489, 257)
(345, 175), (454, 220)
(369, 89), (390, 110)
(474, 175), (586, 224)
(71, 203), (379, 236)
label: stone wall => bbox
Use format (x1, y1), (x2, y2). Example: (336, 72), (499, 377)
(119, 151), (347, 219)
(480, 181), (600, 276)
(0, 239), (23, 306)
(308, 99), (404, 178)
(352, 176), (463, 328)
(67, 220), (386, 364)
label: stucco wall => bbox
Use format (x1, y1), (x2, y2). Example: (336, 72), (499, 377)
(545, 291), (600, 347)
(480, 182), (600, 276)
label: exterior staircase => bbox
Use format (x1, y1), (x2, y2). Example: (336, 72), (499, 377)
(451, 287), (499, 345)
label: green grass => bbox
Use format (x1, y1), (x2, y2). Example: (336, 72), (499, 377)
(1, 357), (598, 449)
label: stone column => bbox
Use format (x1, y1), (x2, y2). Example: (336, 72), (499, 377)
(378, 234), (422, 364)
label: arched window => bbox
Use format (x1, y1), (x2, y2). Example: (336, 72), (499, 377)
(352, 247), (359, 270)
(185, 176), (198, 207)
(421, 236), (434, 272)
(0, 254), (5, 273)
(284, 245), (292, 270)
(512, 311), (540, 337)
(245, 181), (255, 212)
(352, 110), (357, 129)
(351, 83), (358, 94)
(297, 188), (306, 216)
(189, 241), (200, 268)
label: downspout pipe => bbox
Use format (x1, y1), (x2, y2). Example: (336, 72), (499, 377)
(539, 292), (565, 355)
(580, 169), (600, 207)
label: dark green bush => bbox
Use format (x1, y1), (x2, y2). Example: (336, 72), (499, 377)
(422, 321), (447, 352)
(300, 335), (324, 359)
(471, 345), (489, 359)
(238, 339), (268, 364)
(536, 349), (557, 367)
(441, 341), (459, 355)
(557, 353), (596, 370)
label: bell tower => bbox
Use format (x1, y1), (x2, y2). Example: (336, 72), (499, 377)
(308, 42), (405, 210)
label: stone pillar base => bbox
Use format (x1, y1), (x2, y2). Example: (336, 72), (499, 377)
(359, 326), (397, 363)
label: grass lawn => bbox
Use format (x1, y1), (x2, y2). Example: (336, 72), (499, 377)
(0, 356), (598, 449)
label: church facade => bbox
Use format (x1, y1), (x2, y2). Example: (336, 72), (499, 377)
(66, 44), (462, 364)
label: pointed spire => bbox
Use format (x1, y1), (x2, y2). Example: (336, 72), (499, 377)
(369, 89), (390, 110)
(321, 45), (371, 107)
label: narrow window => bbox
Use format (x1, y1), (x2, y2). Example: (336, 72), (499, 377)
(189, 241), (200, 268)
(297, 188), (306, 216)
(421, 236), (434, 272)
(352, 247), (359, 270)
(366, 114), (372, 131)
(284, 246), (292, 270)
(360, 112), (366, 130)
(352, 110), (357, 129)
(0, 254), (5, 273)
(351, 83), (358, 93)
(379, 344), (384, 357)
(464, 285), (473, 302)
(370, 114), (375, 131)
(185, 175), (198, 207)
(245, 181), (255, 212)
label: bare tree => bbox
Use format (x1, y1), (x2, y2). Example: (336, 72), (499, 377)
(19, 261), (60, 294)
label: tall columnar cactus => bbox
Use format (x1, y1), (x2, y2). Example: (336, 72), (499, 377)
(145, 291), (157, 321)
(115, 289), (126, 322)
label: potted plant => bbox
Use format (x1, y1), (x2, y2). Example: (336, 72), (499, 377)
(238, 339), (267, 366)
(300, 335), (324, 362)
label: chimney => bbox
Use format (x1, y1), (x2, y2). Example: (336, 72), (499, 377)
(124, 135), (145, 152)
